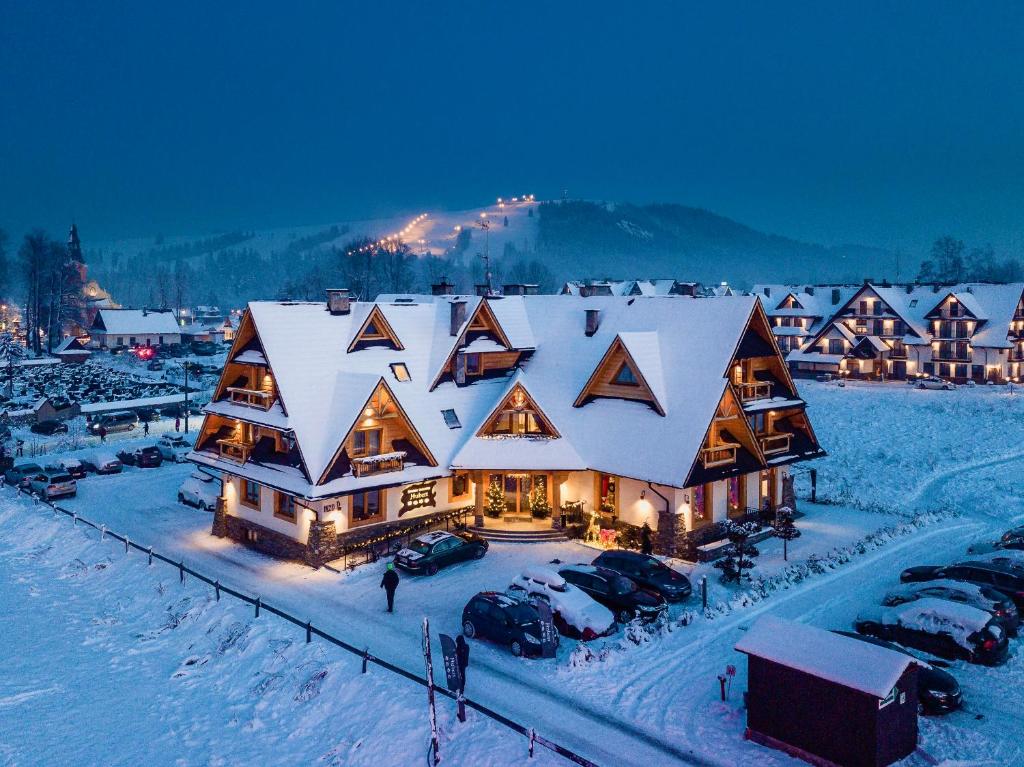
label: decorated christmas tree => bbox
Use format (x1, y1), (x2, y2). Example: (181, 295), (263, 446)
(529, 484), (551, 518)
(484, 479), (506, 518)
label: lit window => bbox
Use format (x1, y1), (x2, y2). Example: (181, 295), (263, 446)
(390, 362), (411, 382)
(442, 409), (461, 429)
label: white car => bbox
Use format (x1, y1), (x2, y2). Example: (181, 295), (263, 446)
(27, 470), (77, 500)
(178, 471), (221, 511)
(916, 375), (956, 390)
(508, 567), (616, 640)
(156, 434), (192, 463)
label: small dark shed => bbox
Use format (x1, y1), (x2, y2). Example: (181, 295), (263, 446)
(735, 616), (919, 767)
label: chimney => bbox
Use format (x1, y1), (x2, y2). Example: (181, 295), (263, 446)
(585, 309), (600, 337)
(431, 281), (454, 296)
(763, 287), (771, 298)
(905, 285), (913, 294)
(831, 288), (841, 305)
(326, 288), (351, 315)
(475, 284), (490, 297)
(806, 286), (815, 296)
(450, 300), (467, 336)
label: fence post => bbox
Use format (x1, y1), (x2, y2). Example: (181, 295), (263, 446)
(73, 513), (77, 526)
(528, 728), (535, 758)
(306, 621), (312, 643)
(701, 575), (708, 611)
(179, 560), (185, 584)
(148, 546), (153, 566)
(124, 536), (129, 554)
(255, 596), (261, 618)
(362, 648), (369, 674)
(100, 524), (106, 541)
(215, 580), (220, 601)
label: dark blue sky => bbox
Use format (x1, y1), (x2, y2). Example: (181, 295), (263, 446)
(2, 2), (1022, 254)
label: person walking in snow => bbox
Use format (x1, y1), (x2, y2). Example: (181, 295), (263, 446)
(98, 426), (107, 443)
(455, 633), (470, 693)
(143, 421), (149, 436)
(175, 417), (181, 432)
(380, 563), (400, 612)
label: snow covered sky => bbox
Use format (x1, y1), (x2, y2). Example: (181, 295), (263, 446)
(2, 2), (1023, 254)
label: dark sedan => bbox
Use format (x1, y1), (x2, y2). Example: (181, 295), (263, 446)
(558, 565), (667, 623)
(832, 631), (963, 715)
(591, 549), (692, 602)
(902, 561), (1024, 611)
(30, 420), (68, 435)
(117, 446), (163, 468)
(393, 530), (488, 575)
(462, 592), (553, 658)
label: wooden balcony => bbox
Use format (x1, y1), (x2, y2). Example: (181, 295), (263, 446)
(701, 443), (739, 468)
(352, 451), (406, 478)
(758, 432), (793, 456)
(737, 381), (773, 402)
(217, 438), (254, 463)
(227, 386), (274, 410)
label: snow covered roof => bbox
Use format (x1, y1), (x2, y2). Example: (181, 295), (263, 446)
(735, 616), (914, 699)
(203, 293), (780, 495)
(92, 309), (180, 336)
(54, 337), (90, 354)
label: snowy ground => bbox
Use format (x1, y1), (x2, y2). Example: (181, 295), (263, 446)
(2, 381), (1024, 765)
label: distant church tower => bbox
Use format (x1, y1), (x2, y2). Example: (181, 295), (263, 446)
(67, 223), (85, 264)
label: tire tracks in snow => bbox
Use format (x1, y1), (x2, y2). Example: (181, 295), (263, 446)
(904, 449), (1024, 512)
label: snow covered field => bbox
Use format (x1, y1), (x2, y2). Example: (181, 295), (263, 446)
(2, 381), (1024, 765)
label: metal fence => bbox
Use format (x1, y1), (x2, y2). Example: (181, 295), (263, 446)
(11, 486), (599, 767)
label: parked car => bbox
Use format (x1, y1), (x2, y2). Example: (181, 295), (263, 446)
(79, 452), (123, 475)
(49, 457), (86, 480)
(968, 526), (1024, 555)
(88, 410), (138, 434)
(591, 549), (692, 602)
(27, 470), (77, 500)
(134, 407), (159, 422)
(558, 564), (667, 624)
(902, 561), (1024, 610)
(462, 592), (554, 658)
(117, 446), (163, 468)
(146, 360), (165, 371)
(159, 403), (203, 419)
(393, 530), (488, 575)
(4, 462), (44, 488)
(916, 375), (956, 390)
(831, 631), (963, 715)
(882, 579), (1019, 637)
(30, 420), (69, 435)
(855, 598), (1009, 666)
(191, 341), (219, 356)
(178, 470), (221, 511)
(156, 434), (192, 463)
(508, 567), (616, 640)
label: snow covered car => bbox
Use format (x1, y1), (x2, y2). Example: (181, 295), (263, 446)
(831, 631), (963, 715)
(882, 579), (1019, 637)
(462, 592), (555, 658)
(4, 462), (44, 488)
(178, 471), (221, 511)
(558, 564), (667, 624)
(916, 375), (956, 390)
(48, 457), (86, 480)
(393, 530), (488, 575)
(26, 470), (77, 500)
(591, 550), (692, 602)
(30, 420), (68, 435)
(156, 434), (192, 463)
(80, 452), (123, 475)
(902, 561), (1024, 611)
(969, 526), (1024, 555)
(854, 598), (1008, 666)
(117, 446), (163, 468)
(508, 567), (616, 640)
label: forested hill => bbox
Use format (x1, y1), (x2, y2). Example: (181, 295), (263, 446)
(534, 201), (895, 286)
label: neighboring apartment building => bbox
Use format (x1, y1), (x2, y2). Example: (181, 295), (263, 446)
(761, 282), (1024, 383)
(190, 289), (824, 567)
(751, 284), (861, 354)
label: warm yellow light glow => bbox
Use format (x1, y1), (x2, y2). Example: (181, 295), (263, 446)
(363, 407), (374, 417)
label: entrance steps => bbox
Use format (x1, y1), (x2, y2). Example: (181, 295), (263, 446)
(468, 526), (568, 543)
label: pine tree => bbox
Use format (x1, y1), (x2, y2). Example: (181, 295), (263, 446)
(484, 478), (506, 518)
(0, 332), (25, 398)
(774, 506), (801, 561)
(529, 483), (551, 518)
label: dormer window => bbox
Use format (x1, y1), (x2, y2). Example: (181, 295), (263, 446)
(390, 363), (411, 382)
(479, 383), (560, 438)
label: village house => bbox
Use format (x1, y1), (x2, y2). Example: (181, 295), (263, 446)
(750, 284), (860, 354)
(53, 336), (92, 365)
(755, 282), (1024, 384)
(560, 279), (703, 298)
(87, 308), (182, 350)
(189, 289), (824, 567)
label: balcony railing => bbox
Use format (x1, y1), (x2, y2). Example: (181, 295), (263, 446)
(758, 432), (793, 456)
(227, 386), (274, 410)
(217, 438), (254, 463)
(931, 354), (972, 363)
(352, 451), (407, 478)
(737, 381), (773, 402)
(701, 443), (739, 469)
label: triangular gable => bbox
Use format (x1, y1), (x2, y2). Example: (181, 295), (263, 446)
(347, 305), (404, 352)
(477, 381), (561, 438)
(318, 378), (437, 484)
(683, 383), (766, 487)
(728, 301), (801, 399)
(215, 310), (285, 415)
(429, 299), (515, 390)
(573, 334), (666, 416)
(775, 293), (804, 311)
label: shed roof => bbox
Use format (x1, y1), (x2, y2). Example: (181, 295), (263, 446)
(735, 616), (915, 699)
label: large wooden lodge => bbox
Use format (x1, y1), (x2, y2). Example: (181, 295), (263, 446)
(189, 289), (824, 566)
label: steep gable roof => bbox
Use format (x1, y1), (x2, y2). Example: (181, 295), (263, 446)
(347, 304), (404, 352)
